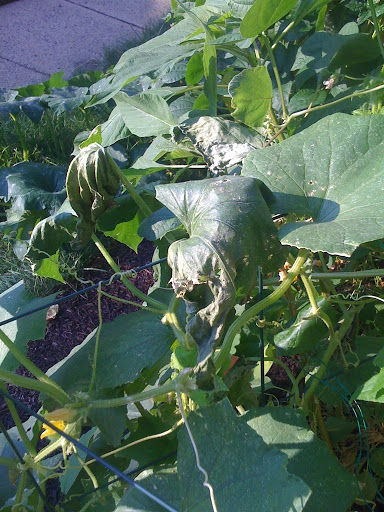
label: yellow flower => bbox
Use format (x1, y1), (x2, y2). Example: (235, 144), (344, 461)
(40, 420), (66, 439)
(45, 407), (77, 422)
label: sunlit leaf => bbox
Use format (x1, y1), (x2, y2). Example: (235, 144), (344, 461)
(243, 114), (384, 255)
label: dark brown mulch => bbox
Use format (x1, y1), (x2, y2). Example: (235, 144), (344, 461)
(0, 240), (156, 429)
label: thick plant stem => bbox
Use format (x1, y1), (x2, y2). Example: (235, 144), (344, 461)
(301, 307), (362, 412)
(268, 107), (285, 142)
(315, 397), (334, 454)
(301, 271), (348, 368)
(264, 83), (384, 147)
(0, 329), (70, 404)
(34, 438), (64, 464)
(0, 381), (36, 456)
(70, 370), (195, 410)
(263, 34), (288, 119)
(91, 234), (167, 312)
(368, 0), (384, 61)
(108, 157), (153, 218)
(107, 126), (176, 244)
(162, 296), (187, 347)
(214, 249), (309, 372)
(271, 21), (295, 49)
(14, 468), (27, 508)
(88, 284), (103, 394)
(312, 269), (384, 280)
(80, 379), (178, 410)
(0, 369), (69, 405)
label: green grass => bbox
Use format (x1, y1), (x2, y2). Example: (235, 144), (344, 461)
(0, 105), (111, 168)
(0, 235), (53, 295)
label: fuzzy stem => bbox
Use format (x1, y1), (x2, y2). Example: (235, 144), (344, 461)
(311, 269), (384, 280)
(0, 369), (69, 405)
(163, 295), (187, 347)
(72, 380), (178, 410)
(302, 307), (361, 411)
(264, 83), (384, 147)
(88, 284), (103, 393)
(214, 250), (309, 372)
(263, 34), (288, 119)
(0, 329), (70, 404)
(14, 468), (27, 508)
(91, 234), (167, 312)
(368, 0), (384, 61)
(107, 157), (153, 218)
(271, 21), (295, 49)
(300, 271), (348, 368)
(33, 438), (63, 464)
(268, 107), (285, 142)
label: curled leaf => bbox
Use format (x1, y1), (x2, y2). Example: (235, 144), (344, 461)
(156, 175), (284, 363)
(66, 143), (120, 244)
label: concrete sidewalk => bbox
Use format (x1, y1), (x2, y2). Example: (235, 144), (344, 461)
(0, 0), (171, 89)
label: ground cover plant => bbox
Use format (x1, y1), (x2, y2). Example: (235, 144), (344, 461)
(1, 0), (384, 510)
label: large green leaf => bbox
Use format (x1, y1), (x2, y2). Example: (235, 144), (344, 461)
(156, 176), (284, 362)
(177, 399), (310, 511)
(116, 468), (180, 512)
(138, 207), (181, 241)
(46, 310), (174, 394)
(242, 114), (384, 256)
(0, 281), (56, 371)
(274, 298), (338, 355)
(114, 92), (177, 137)
(240, 0), (299, 38)
(289, 0), (331, 22)
(87, 7), (213, 106)
(92, 106), (130, 147)
(313, 336), (384, 406)
(42, 86), (89, 115)
(121, 400), (310, 511)
(352, 367), (384, 403)
(179, 116), (264, 173)
(0, 95), (44, 124)
(244, 407), (359, 511)
(228, 0), (254, 18)
(292, 31), (380, 75)
(97, 194), (143, 252)
(0, 162), (67, 217)
(352, 339), (384, 403)
(25, 205), (76, 261)
(229, 67), (272, 128)
(186, 52), (204, 86)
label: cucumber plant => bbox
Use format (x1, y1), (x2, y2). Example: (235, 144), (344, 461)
(1, 0), (384, 510)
